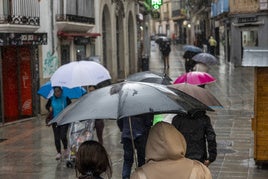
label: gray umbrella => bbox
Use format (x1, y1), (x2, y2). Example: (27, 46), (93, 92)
(183, 45), (203, 53)
(49, 81), (212, 126)
(192, 52), (219, 65)
(126, 71), (173, 85)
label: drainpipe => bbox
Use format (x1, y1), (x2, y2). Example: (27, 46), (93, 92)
(50, 0), (55, 55)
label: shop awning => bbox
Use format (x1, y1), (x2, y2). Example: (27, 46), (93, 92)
(57, 31), (101, 38)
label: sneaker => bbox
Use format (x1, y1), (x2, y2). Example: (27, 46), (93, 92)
(55, 153), (61, 160)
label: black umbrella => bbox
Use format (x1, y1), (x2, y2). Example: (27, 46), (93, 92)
(155, 36), (171, 44)
(183, 50), (200, 59)
(126, 71), (173, 85)
(49, 81), (212, 126)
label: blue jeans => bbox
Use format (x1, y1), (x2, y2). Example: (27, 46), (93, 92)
(122, 135), (147, 179)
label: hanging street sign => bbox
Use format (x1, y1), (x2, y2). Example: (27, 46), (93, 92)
(150, 0), (163, 9)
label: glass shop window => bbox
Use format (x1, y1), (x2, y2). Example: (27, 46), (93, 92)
(242, 31), (258, 47)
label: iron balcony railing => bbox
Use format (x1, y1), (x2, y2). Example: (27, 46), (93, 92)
(55, 0), (95, 24)
(0, 0), (40, 26)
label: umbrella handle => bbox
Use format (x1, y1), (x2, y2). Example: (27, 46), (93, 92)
(128, 117), (138, 168)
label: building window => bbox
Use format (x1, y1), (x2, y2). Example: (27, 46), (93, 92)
(242, 30), (258, 47)
(76, 45), (86, 61)
(61, 45), (70, 65)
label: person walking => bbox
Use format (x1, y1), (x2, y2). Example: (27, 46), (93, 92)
(172, 33), (176, 45)
(45, 86), (72, 160)
(208, 36), (217, 56)
(75, 140), (112, 179)
(117, 114), (153, 179)
(159, 41), (171, 69)
(87, 85), (105, 145)
(130, 122), (212, 179)
(172, 111), (217, 167)
(183, 51), (198, 72)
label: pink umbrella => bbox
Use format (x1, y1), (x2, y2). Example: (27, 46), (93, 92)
(174, 71), (216, 85)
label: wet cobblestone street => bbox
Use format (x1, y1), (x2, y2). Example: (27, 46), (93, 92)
(1, 44), (268, 179)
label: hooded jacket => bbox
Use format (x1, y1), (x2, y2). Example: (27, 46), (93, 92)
(172, 111), (217, 163)
(130, 122), (212, 179)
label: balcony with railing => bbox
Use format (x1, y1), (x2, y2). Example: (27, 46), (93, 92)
(0, 0), (40, 32)
(55, 0), (95, 32)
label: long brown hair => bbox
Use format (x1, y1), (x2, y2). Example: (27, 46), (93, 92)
(75, 140), (112, 179)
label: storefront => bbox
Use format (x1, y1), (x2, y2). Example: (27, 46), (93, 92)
(230, 14), (268, 66)
(57, 31), (100, 63)
(0, 33), (47, 124)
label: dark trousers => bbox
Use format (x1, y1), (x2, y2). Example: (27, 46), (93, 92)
(210, 46), (215, 56)
(95, 119), (104, 145)
(162, 55), (170, 68)
(52, 123), (69, 153)
(122, 135), (146, 179)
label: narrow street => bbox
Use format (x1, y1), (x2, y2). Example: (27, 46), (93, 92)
(1, 43), (268, 179)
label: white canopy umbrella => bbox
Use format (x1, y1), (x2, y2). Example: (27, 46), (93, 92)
(51, 61), (111, 88)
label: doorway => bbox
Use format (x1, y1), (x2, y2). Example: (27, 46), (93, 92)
(1, 46), (33, 122)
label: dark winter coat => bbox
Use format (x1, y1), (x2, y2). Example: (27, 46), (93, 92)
(183, 51), (199, 72)
(160, 42), (171, 57)
(117, 114), (153, 140)
(172, 111), (217, 163)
